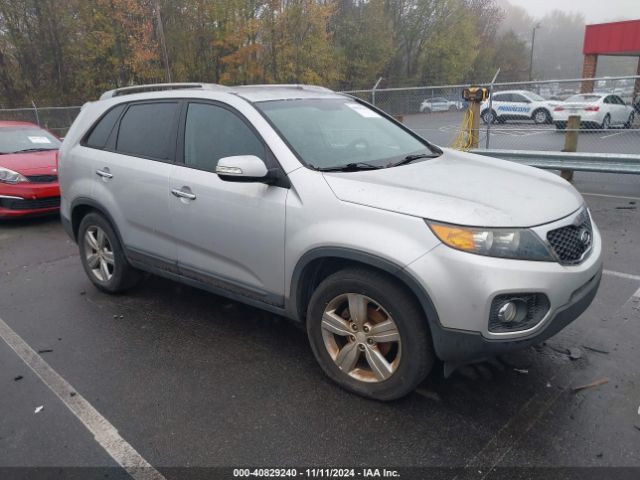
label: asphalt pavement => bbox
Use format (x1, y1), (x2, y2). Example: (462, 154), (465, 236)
(1, 174), (639, 480)
(404, 111), (640, 154)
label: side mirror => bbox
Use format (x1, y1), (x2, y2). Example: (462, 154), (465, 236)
(216, 155), (269, 182)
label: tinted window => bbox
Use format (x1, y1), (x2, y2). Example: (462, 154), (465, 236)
(184, 103), (265, 173)
(116, 102), (178, 160)
(511, 94), (529, 103)
(85, 104), (125, 149)
(603, 96), (613, 104)
(614, 96), (626, 105)
(493, 93), (510, 102)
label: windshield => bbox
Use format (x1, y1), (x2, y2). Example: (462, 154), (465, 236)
(257, 98), (437, 170)
(0, 127), (61, 154)
(565, 94), (601, 103)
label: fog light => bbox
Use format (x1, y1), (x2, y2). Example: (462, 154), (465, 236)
(489, 293), (550, 333)
(497, 302), (517, 323)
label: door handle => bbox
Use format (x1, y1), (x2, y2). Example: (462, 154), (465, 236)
(171, 188), (196, 200)
(96, 169), (113, 179)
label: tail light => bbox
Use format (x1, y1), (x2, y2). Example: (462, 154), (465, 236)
(554, 106), (564, 112)
(584, 106), (599, 112)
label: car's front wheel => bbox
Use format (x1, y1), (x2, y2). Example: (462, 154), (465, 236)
(624, 112), (635, 129)
(78, 212), (142, 293)
(481, 109), (498, 124)
(307, 268), (434, 401)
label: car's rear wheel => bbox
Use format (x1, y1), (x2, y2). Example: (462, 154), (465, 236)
(306, 268), (434, 401)
(555, 121), (566, 131)
(601, 114), (611, 130)
(533, 109), (551, 124)
(78, 212), (141, 293)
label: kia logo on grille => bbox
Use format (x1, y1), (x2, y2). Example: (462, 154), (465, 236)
(579, 228), (591, 246)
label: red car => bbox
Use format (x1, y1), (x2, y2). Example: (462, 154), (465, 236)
(0, 121), (61, 219)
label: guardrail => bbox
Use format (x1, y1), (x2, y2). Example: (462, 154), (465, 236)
(472, 149), (640, 175)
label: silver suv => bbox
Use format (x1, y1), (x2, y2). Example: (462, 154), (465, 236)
(59, 83), (603, 400)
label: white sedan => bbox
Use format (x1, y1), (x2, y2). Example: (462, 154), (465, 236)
(553, 93), (635, 130)
(419, 97), (464, 113)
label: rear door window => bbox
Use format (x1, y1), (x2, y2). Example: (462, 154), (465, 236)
(115, 102), (179, 160)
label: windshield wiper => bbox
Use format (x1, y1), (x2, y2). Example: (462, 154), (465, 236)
(387, 152), (441, 168)
(10, 148), (57, 153)
(314, 162), (383, 172)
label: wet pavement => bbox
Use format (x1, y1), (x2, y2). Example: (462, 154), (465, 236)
(0, 174), (639, 480)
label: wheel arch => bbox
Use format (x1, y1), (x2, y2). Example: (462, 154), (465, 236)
(288, 248), (441, 335)
(70, 197), (124, 248)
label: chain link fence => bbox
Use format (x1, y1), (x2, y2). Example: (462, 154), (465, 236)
(344, 75), (640, 155)
(0, 106), (81, 137)
(2, 75), (638, 153)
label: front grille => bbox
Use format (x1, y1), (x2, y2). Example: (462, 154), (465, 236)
(547, 209), (592, 265)
(0, 196), (60, 211)
(26, 174), (58, 183)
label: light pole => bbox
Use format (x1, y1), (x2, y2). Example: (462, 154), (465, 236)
(529, 23), (541, 82)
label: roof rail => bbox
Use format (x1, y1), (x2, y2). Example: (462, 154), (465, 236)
(99, 83), (226, 100)
(233, 84), (334, 92)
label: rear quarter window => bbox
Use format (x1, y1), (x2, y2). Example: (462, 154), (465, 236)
(84, 104), (126, 149)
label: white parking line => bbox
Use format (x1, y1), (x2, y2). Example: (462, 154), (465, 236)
(582, 192), (640, 201)
(603, 269), (640, 282)
(0, 316), (165, 480)
(599, 131), (626, 139)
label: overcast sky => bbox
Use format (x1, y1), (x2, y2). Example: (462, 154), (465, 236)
(506, 0), (640, 23)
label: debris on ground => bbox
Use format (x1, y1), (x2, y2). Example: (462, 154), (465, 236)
(583, 345), (610, 354)
(568, 348), (583, 360)
(572, 378), (609, 393)
(70, 392), (76, 397)
(14, 375), (23, 381)
(34, 406), (44, 414)
(513, 368), (529, 374)
(79, 290), (86, 295)
(499, 350), (533, 369)
(415, 388), (442, 402)
(37, 349), (53, 354)
(546, 382), (552, 388)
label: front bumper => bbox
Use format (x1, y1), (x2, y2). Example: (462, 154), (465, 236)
(0, 182), (60, 218)
(405, 213), (603, 365)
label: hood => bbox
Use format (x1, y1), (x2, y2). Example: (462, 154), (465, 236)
(322, 148), (583, 228)
(0, 150), (58, 176)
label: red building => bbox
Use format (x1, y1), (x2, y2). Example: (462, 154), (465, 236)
(581, 19), (640, 95)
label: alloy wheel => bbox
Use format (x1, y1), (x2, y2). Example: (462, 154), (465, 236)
(534, 110), (548, 124)
(321, 293), (401, 383)
(84, 226), (114, 282)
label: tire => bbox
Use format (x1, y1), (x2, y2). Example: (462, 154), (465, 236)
(78, 212), (142, 293)
(532, 109), (551, 124)
(601, 114), (610, 130)
(448, 105), (456, 112)
(306, 268), (434, 401)
(423, 107), (431, 114)
(555, 122), (566, 131)
(624, 112), (634, 129)
(481, 109), (497, 124)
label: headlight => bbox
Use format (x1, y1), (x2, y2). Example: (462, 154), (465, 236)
(0, 167), (28, 184)
(426, 221), (554, 261)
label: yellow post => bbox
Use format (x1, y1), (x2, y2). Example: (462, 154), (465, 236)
(469, 101), (481, 149)
(561, 115), (580, 182)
